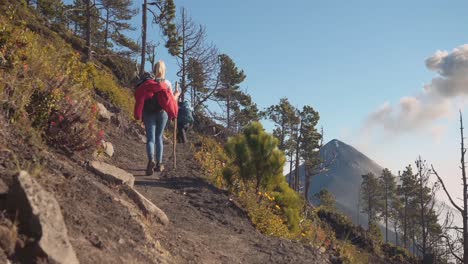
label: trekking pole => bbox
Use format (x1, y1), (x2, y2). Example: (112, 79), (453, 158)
(173, 82), (179, 169)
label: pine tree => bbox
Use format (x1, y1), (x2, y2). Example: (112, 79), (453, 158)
(264, 98), (298, 151)
(300, 105), (322, 201)
(264, 98), (300, 188)
(232, 93), (259, 132)
(390, 181), (403, 246)
(361, 172), (383, 230)
(97, 0), (138, 51)
(36, 0), (63, 21)
(293, 105), (321, 201)
(379, 168), (397, 243)
(315, 189), (336, 209)
(186, 57), (207, 109)
(414, 156), (442, 260)
(398, 165), (417, 248)
(67, 0), (104, 61)
(215, 54), (246, 129)
(68, 0), (86, 35)
(223, 122), (285, 194)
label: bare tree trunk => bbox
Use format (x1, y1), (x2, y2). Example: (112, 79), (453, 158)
(226, 93), (230, 129)
(320, 126), (324, 147)
(288, 153), (293, 187)
(417, 156), (427, 258)
(140, 0), (147, 76)
(403, 196), (408, 248)
(394, 221), (399, 246)
(294, 122), (302, 192)
(461, 112), (468, 264)
(294, 149), (299, 192)
(85, 0), (92, 61)
(304, 171), (310, 202)
(357, 190), (360, 225)
(104, 8), (109, 49)
(368, 193), (372, 230)
(180, 8), (186, 102)
(279, 120), (285, 150)
(385, 182), (388, 243)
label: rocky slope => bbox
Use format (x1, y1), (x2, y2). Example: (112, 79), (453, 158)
(0, 106), (334, 263)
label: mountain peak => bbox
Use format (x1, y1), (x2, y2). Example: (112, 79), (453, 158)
(295, 138), (384, 227)
(323, 139), (346, 149)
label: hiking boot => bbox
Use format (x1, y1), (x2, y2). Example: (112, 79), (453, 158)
(155, 163), (165, 172)
(146, 160), (156, 176)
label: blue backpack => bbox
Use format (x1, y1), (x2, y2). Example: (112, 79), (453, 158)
(178, 101), (194, 125)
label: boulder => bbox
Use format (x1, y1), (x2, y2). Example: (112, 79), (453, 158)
(122, 186), (169, 225)
(7, 171), (79, 264)
(88, 161), (134, 188)
(97, 103), (112, 121)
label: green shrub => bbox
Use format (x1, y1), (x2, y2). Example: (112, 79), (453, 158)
(317, 207), (378, 252)
(194, 136), (228, 187)
(240, 192), (292, 238)
(93, 70), (134, 116)
(381, 243), (417, 264)
(336, 240), (371, 264)
(0, 8), (107, 154)
(271, 181), (304, 232)
(223, 122), (285, 193)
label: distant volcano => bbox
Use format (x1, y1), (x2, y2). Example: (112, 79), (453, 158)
(292, 139), (384, 227)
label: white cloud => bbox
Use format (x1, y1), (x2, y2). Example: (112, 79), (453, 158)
(365, 44), (468, 138)
(365, 95), (451, 135)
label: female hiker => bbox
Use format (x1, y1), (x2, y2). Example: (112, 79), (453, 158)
(134, 60), (180, 175)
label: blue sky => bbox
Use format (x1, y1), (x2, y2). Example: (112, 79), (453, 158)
(64, 0), (468, 197)
(142, 0), (468, 195)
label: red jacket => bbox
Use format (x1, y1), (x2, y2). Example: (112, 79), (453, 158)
(134, 79), (167, 121)
(133, 79), (179, 120)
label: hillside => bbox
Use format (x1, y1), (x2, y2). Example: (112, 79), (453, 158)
(0, 2), (418, 264)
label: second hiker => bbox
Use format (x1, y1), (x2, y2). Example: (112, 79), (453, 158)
(177, 100), (194, 143)
(134, 60), (180, 176)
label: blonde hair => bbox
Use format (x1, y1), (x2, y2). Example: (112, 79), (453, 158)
(153, 60), (166, 79)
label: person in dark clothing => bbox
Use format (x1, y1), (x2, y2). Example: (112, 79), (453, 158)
(177, 100), (194, 143)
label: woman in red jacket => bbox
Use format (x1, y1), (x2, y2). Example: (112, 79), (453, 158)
(134, 61), (180, 175)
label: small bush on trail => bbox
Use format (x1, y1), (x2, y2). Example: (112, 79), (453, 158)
(46, 88), (103, 154)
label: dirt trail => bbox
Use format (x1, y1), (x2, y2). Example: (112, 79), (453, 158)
(111, 131), (331, 264)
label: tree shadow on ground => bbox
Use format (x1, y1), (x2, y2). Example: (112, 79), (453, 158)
(135, 176), (227, 195)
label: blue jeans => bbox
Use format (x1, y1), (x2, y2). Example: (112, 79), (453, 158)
(143, 110), (168, 163)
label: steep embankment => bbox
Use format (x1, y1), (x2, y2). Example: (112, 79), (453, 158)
(0, 111), (332, 263)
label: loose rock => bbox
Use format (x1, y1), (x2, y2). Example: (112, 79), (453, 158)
(97, 103), (112, 121)
(122, 186), (169, 225)
(7, 171), (79, 264)
(88, 161), (135, 187)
